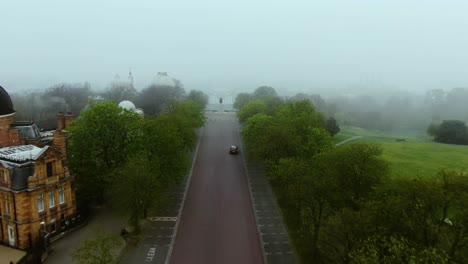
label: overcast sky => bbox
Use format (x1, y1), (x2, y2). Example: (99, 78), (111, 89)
(1, 0), (468, 96)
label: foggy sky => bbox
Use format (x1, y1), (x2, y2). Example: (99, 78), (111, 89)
(1, 0), (468, 96)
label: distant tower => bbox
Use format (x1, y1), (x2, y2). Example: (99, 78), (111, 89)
(128, 67), (134, 85)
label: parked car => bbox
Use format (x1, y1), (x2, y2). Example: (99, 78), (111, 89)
(229, 145), (239, 154)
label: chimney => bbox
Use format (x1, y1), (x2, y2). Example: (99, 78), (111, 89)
(57, 112), (65, 131)
(64, 112), (75, 129)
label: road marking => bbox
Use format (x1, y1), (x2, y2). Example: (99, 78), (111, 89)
(148, 216), (177, 222)
(264, 241), (290, 245)
(146, 247), (157, 262)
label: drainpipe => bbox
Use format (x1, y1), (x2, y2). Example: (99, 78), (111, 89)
(0, 206), (3, 242)
(12, 191), (19, 248)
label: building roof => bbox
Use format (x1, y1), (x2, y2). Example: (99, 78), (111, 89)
(118, 100), (136, 110)
(0, 145), (48, 163)
(0, 85), (15, 116)
(154, 72), (175, 87)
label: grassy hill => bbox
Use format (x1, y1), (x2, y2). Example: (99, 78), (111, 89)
(334, 126), (468, 178)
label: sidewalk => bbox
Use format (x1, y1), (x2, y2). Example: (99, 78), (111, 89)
(0, 245), (26, 264)
(44, 206), (126, 264)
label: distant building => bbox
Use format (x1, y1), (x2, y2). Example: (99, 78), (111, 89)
(108, 70), (138, 102)
(0, 85), (77, 253)
(154, 72), (175, 87)
(118, 100), (144, 118)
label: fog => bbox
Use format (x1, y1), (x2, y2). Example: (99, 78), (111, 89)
(1, 0), (468, 96)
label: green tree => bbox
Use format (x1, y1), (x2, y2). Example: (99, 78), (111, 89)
(368, 177), (449, 252)
(160, 100), (206, 150)
(271, 157), (311, 227)
(349, 235), (449, 264)
(275, 100), (331, 158)
(187, 90), (209, 110)
(317, 143), (389, 210)
(67, 102), (141, 206)
(71, 230), (123, 264)
(241, 113), (282, 160)
(236, 99), (267, 123)
(109, 154), (162, 234)
(427, 122), (440, 137)
(165, 100), (206, 129)
(434, 120), (468, 145)
(325, 117), (340, 137)
(136, 84), (185, 115)
(437, 170), (468, 262)
(253, 86), (277, 98)
(142, 116), (191, 186)
(233, 92), (253, 110)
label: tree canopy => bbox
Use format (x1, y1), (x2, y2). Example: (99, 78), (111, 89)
(187, 90), (209, 110)
(67, 101), (141, 205)
(433, 120), (468, 145)
(67, 98), (205, 229)
(236, 87), (468, 263)
(71, 230), (123, 264)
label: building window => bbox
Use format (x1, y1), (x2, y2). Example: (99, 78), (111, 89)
(3, 200), (11, 215)
(46, 162), (53, 177)
(38, 193), (44, 212)
(59, 187), (65, 204)
(48, 190), (55, 208)
(0, 170), (7, 183)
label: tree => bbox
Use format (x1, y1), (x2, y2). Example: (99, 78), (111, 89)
(11, 83), (92, 129)
(241, 113), (281, 160)
(262, 95), (284, 116)
(67, 102), (141, 206)
(434, 120), (468, 145)
(444, 87), (468, 120)
(425, 89), (446, 122)
(309, 94), (327, 113)
(437, 170), (468, 262)
(136, 84), (185, 116)
(427, 122), (440, 137)
(233, 92), (253, 110)
(349, 235), (449, 264)
(271, 157), (311, 227)
(253, 86), (277, 99)
(275, 100), (330, 158)
(325, 117), (340, 136)
(187, 90), (209, 110)
(160, 100), (206, 150)
(236, 99), (267, 123)
(104, 83), (138, 103)
(109, 154), (162, 234)
(44, 82), (93, 114)
(316, 143), (389, 209)
(71, 230), (123, 264)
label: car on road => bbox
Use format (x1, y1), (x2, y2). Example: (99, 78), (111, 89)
(229, 145), (239, 154)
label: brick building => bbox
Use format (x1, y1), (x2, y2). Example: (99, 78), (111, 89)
(0, 85), (77, 251)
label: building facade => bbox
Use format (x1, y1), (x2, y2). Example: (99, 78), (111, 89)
(0, 85), (77, 250)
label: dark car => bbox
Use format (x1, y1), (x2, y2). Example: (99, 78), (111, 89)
(229, 145), (239, 154)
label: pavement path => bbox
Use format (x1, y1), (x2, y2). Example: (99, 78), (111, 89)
(335, 136), (364, 146)
(44, 206), (126, 264)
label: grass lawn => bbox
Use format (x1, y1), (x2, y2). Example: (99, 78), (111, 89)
(335, 126), (468, 178)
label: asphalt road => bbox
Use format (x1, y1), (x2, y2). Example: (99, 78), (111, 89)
(169, 112), (264, 264)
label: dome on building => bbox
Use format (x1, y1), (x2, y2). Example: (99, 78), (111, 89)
(154, 72), (175, 87)
(0, 85), (15, 116)
(118, 100), (136, 111)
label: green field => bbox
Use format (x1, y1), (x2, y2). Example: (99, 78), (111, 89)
(335, 126), (468, 178)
